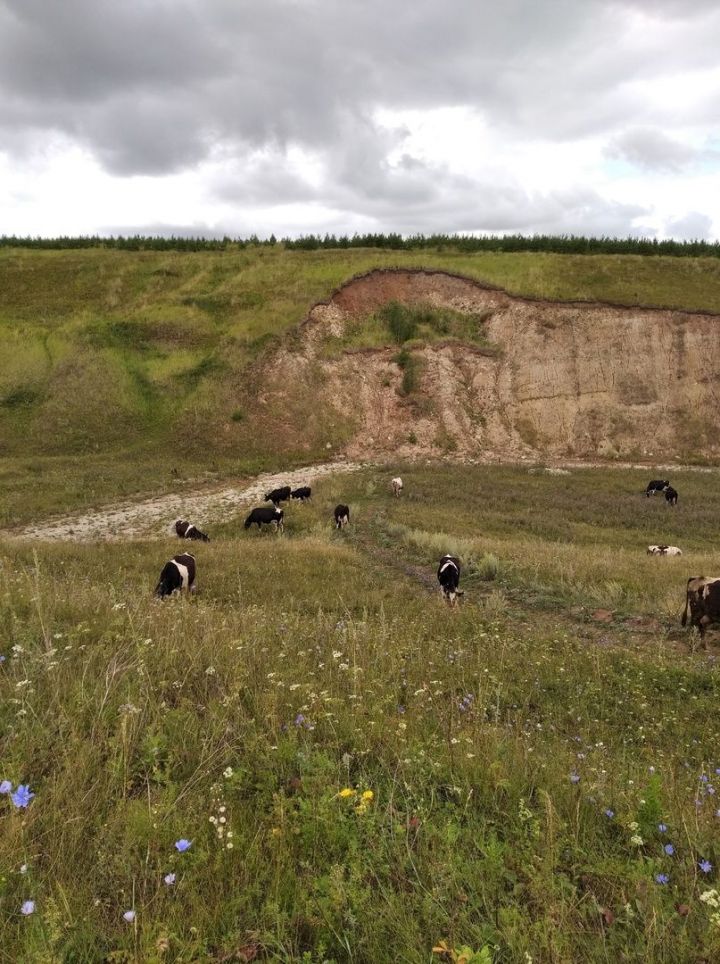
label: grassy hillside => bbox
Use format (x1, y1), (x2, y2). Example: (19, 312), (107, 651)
(3, 246), (720, 525)
(3, 463), (720, 962)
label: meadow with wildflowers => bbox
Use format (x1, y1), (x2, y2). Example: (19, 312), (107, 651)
(2, 462), (720, 962)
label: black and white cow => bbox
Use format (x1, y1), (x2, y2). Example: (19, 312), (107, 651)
(175, 519), (210, 542)
(647, 544), (682, 556)
(646, 480), (670, 497)
(334, 504), (350, 529)
(265, 486), (292, 506)
(155, 553), (196, 598)
(244, 506), (284, 532)
(437, 554), (463, 605)
(291, 486), (312, 502)
(665, 486), (679, 506)
(681, 576), (720, 638)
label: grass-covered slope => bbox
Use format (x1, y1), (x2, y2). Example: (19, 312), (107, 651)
(3, 464), (720, 962)
(3, 245), (720, 526)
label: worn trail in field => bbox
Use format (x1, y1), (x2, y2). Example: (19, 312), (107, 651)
(11, 461), (369, 542)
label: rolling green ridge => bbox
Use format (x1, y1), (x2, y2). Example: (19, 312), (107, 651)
(3, 245), (720, 526)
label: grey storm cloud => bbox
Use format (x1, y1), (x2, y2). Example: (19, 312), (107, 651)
(607, 128), (698, 172)
(0, 0), (717, 235)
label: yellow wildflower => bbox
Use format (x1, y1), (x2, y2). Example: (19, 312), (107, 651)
(338, 788), (356, 798)
(361, 790), (374, 802)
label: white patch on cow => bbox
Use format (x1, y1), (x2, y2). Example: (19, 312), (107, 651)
(172, 560), (190, 590)
(439, 560), (459, 575)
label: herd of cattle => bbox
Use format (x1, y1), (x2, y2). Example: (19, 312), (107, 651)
(154, 473), (720, 641)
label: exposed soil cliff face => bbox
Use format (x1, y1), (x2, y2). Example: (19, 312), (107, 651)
(264, 270), (720, 462)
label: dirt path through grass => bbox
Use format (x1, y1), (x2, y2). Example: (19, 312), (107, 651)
(8, 460), (369, 542)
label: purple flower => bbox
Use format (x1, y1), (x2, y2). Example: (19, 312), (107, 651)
(700, 859), (713, 874)
(708, 786), (716, 795)
(397, 705), (406, 714)
(11, 784), (34, 809)
(701, 774), (709, 783)
(0, 655), (5, 663)
(570, 772), (580, 784)
(604, 809), (614, 818)
(0, 780), (12, 794)
(655, 873), (669, 885)
(658, 823), (667, 833)
(20, 900), (35, 915)
(664, 843), (675, 856)
(174, 839), (192, 853)
(123, 910), (136, 923)
(294, 713), (306, 727)
(164, 873), (176, 885)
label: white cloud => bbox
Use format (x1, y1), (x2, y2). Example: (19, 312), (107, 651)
(0, 0), (718, 238)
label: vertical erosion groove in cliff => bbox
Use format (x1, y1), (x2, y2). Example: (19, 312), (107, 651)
(269, 268), (720, 463)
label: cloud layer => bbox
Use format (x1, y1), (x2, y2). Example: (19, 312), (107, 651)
(0, 0), (718, 238)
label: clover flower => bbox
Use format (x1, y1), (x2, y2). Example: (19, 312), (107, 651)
(20, 900), (35, 915)
(174, 839), (192, 852)
(11, 784), (34, 809)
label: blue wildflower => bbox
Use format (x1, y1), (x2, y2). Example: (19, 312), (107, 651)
(604, 809), (614, 818)
(20, 900), (35, 915)
(294, 713), (306, 727)
(655, 873), (669, 885)
(174, 839), (192, 853)
(701, 774), (709, 783)
(11, 785), (34, 809)
(700, 859), (713, 874)
(0, 780), (11, 795)
(658, 823), (667, 833)
(123, 910), (136, 922)
(664, 843), (675, 856)
(570, 772), (580, 784)
(0, 655), (5, 663)
(164, 873), (176, 885)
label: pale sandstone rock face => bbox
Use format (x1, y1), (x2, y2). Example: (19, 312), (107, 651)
(270, 269), (720, 462)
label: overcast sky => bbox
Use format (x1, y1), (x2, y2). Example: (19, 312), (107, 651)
(0, 0), (718, 239)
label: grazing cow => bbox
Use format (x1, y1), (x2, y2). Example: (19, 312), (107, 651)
(681, 576), (720, 638)
(155, 553), (196, 598)
(265, 486), (291, 506)
(647, 545), (682, 556)
(175, 519), (210, 542)
(291, 486), (312, 502)
(665, 486), (679, 506)
(646, 480), (670, 497)
(391, 477), (403, 498)
(244, 506), (284, 533)
(437, 554), (463, 605)
(334, 504), (350, 529)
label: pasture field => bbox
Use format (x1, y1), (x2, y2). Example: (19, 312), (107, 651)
(2, 463), (720, 963)
(3, 244), (720, 528)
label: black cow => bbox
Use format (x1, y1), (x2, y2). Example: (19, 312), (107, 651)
(155, 553), (196, 598)
(665, 486), (678, 506)
(244, 506), (284, 533)
(646, 480), (670, 497)
(437, 554), (463, 605)
(334, 504), (350, 529)
(681, 576), (720, 638)
(175, 519), (210, 542)
(265, 486), (291, 506)
(291, 486), (312, 502)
